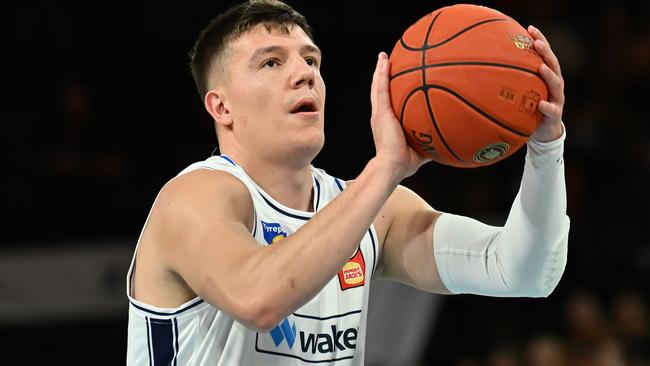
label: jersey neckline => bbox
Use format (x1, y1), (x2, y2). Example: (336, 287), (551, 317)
(216, 155), (322, 221)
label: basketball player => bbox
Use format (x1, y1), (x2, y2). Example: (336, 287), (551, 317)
(126, 1), (569, 364)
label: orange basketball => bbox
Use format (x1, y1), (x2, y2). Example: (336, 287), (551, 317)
(389, 4), (547, 168)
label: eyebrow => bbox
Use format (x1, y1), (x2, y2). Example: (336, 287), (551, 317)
(249, 44), (322, 64)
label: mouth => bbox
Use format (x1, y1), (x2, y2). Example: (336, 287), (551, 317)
(290, 98), (319, 115)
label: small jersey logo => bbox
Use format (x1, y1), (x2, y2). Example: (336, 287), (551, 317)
(338, 248), (366, 290)
(269, 318), (297, 349)
(262, 221), (288, 244)
(473, 142), (510, 163)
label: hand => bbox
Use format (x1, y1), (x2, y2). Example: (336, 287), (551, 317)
(528, 25), (565, 142)
(369, 52), (430, 179)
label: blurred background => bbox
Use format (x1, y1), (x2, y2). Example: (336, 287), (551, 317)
(2, 0), (649, 364)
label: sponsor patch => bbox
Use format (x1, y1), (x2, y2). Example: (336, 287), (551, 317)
(338, 248), (366, 291)
(256, 311), (361, 362)
(262, 221), (287, 244)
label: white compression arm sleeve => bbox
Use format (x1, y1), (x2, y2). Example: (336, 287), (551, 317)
(433, 128), (570, 297)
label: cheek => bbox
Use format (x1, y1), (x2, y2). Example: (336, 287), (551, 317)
(247, 84), (277, 113)
(316, 76), (326, 103)
(231, 84), (274, 121)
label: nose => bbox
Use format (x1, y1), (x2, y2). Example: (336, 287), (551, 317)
(290, 57), (315, 89)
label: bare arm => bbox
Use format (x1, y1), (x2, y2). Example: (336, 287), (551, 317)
(374, 185), (449, 294)
(154, 159), (401, 331)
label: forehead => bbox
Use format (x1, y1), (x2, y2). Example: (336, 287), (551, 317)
(228, 23), (317, 59)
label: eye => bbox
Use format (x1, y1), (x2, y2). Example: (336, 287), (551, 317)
(262, 59), (280, 68)
(305, 57), (320, 67)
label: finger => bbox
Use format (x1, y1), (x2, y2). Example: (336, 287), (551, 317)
(534, 39), (562, 78)
(538, 100), (561, 119)
(527, 25), (549, 47)
(528, 25), (562, 77)
(370, 52), (391, 119)
(370, 53), (382, 117)
(375, 53), (391, 109)
(539, 63), (565, 105)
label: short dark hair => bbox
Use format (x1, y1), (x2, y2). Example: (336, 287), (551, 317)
(189, 0), (314, 98)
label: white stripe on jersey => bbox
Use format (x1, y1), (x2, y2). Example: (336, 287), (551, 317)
(126, 155), (380, 365)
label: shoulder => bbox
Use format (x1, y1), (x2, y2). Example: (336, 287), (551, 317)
(155, 168), (254, 229)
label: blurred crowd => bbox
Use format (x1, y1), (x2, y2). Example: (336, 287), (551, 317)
(444, 290), (650, 366)
(3, 0), (649, 364)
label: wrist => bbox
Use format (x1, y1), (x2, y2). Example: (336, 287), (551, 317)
(526, 122), (566, 167)
(365, 157), (405, 189)
(528, 122), (566, 149)
(531, 121), (564, 143)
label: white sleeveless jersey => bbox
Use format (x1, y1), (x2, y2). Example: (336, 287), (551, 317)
(126, 155), (380, 365)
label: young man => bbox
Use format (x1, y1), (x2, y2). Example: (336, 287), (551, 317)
(126, 1), (570, 364)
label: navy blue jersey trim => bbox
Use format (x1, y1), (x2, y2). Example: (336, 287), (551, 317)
(149, 317), (175, 366)
(368, 228), (378, 275)
(219, 155), (237, 167)
(146, 317), (153, 366)
(293, 309), (362, 321)
(368, 229), (377, 275)
(314, 177), (321, 211)
(258, 192), (311, 220)
(130, 299), (205, 316)
(252, 210), (258, 237)
(334, 178), (344, 192)
(254, 333), (355, 363)
(173, 318), (180, 366)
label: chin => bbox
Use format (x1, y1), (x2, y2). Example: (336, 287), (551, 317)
(289, 131), (324, 164)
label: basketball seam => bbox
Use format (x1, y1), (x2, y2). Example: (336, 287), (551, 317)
(399, 87), (464, 162)
(389, 61), (541, 81)
(420, 11), (442, 82)
(427, 84), (529, 137)
(399, 18), (513, 51)
(424, 88), (464, 162)
(419, 9), (464, 163)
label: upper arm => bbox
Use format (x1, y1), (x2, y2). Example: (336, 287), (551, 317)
(374, 185), (451, 294)
(143, 169), (268, 324)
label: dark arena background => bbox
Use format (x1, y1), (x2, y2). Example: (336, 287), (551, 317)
(3, 1), (649, 365)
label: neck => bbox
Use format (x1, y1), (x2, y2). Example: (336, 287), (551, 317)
(224, 149), (314, 212)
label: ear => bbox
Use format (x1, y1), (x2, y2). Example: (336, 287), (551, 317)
(204, 89), (232, 127)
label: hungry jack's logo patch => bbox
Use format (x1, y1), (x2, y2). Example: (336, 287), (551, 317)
(338, 247), (366, 291)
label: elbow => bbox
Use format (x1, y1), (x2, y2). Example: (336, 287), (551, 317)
(201, 267), (290, 332)
(508, 220), (570, 298)
(234, 293), (287, 332)
(509, 244), (568, 298)
(247, 305), (284, 333)
(535, 230), (569, 298)
(537, 251), (568, 298)
(200, 275), (287, 332)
